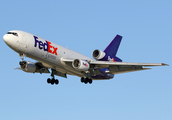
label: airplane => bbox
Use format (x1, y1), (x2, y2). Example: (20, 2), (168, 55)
(3, 30), (168, 85)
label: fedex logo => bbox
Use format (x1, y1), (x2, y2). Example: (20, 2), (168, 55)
(83, 63), (88, 67)
(34, 36), (57, 55)
(108, 56), (116, 62)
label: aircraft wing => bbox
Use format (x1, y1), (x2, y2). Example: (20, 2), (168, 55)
(62, 58), (168, 74)
(35, 62), (67, 78)
(90, 61), (168, 74)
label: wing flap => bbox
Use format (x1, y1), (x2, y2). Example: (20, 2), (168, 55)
(35, 68), (50, 73)
(90, 61), (168, 67)
(35, 62), (50, 73)
(90, 61), (168, 74)
(108, 65), (151, 74)
(54, 71), (67, 78)
(111, 68), (151, 74)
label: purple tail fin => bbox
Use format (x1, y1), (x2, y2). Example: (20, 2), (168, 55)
(104, 35), (122, 62)
(104, 35), (122, 56)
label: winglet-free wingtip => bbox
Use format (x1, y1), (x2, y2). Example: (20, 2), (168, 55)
(162, 63), (169, 66)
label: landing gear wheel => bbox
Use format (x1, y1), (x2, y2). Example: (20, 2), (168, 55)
(51, 78), (55, 85)
(47, 78), (59, 85)
(55, 79), (59, 85)
(47, 69), (60, 85)
(84, 81), (88, 84)
(81, 78), (92, 84)
(89, 79), (92, 84)
(81, 77), (84, 83)
(47, 78), (51, 83)
(51, 81), (54, 85)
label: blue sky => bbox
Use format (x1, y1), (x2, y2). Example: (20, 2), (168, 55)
(0, 0), (171, 120)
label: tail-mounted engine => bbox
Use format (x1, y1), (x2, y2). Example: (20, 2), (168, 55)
(92, 49), (122, 62)
(72, 59), (90, 71)
(92, 49), (110, 61)
(19, 61), (36, 73)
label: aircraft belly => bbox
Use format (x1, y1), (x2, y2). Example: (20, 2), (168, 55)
(25, 52), (83, 77)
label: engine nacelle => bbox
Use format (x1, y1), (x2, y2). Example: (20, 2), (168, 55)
(19, 61), (36, 73)
(72, 59), (90, 71)
(92, 49), (106, 60)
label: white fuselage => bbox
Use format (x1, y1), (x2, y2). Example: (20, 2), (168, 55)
(4, 30), (167, 84)
(3, 30), (94, 78)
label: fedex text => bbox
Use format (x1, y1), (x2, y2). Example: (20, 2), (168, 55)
(34, 36), (57, 55)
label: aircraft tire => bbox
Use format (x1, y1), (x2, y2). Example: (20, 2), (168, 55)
(81, 77), (84, 83)
(81, 78), (92, 84)
(55, 79), (59, 85)
(84, 81), (88, 84)
(89, 79), (92, 84)
(51, 82), (54, 85)
(47, 78), (51, 83)
(51, 78), (55, 85)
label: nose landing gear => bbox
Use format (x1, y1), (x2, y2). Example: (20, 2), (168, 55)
(47, 69), (59, 85)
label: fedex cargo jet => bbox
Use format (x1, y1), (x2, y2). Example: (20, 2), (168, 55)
(3, 30), (168, 85)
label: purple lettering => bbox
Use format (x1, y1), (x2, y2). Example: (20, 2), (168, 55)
(44, 41), (48, 51)
(33, 36), (57, 56)
(34, 36), (39, 47)
(39, 41), (43, 49)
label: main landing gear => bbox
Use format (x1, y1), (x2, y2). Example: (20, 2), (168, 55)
(47, 78), (59, 85)
(47, 69), (59, 85)
(81, 77), (92, 84)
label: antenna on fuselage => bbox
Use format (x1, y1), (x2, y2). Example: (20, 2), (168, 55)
(19, 53), (26, 60)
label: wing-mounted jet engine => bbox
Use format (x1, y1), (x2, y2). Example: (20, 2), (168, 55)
(19, 61), (36, 73)
(17, 61), (50, 74)
(17, 61), (65, 85)
(72, 59), (90, 71)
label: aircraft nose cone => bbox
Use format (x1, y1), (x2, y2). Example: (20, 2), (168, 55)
(3, 34), (9, 44)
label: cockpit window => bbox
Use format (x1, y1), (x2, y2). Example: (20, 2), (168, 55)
(7, 32), (18, 36)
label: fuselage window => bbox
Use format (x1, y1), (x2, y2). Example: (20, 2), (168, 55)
(7, 32), (18, 36)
